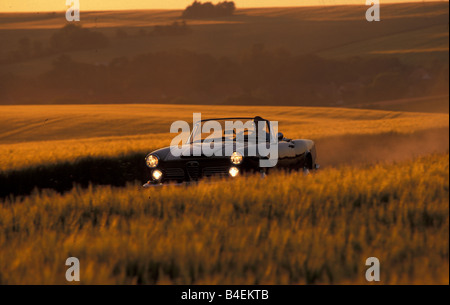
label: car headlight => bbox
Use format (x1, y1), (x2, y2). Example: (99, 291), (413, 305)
(229, 167), (239, 177)
(146, 154), (159, 168)
(152, 169), (163, 181)
(230, 152), (243, 165)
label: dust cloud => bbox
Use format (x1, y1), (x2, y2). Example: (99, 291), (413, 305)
(316, 127), (449, 168)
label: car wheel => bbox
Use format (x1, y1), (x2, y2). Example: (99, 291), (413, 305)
(305, 153), (313, 170)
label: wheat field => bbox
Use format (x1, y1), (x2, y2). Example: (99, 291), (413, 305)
(0, 104), (448, 171)
(0, 0), (448, 285)
(0, 104), (448, 284)
(0, 154), (448, 284)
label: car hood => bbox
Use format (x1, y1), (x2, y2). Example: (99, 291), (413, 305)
(149, 142), (264, 161)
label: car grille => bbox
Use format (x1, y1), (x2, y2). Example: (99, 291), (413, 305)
(164, 168), (185, 179)
(186, 161), (200, 180)
(203, 166), (229, 177)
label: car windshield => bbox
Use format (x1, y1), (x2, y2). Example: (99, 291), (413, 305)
(188, 118), (273, 144)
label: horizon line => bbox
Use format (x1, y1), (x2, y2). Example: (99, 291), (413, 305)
(0, 0), (447, 14)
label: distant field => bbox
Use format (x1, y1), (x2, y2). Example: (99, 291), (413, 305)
(0, 2), (448, 77)
(0, 104), (448, 171)
(353, 94), (449, 113)
(0, 154), (448, 284)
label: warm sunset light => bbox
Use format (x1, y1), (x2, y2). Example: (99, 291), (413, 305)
(0, 0), (448, 288)
(0, 0), (445, 12)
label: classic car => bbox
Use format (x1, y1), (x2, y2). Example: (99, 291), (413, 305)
(143, 116), (318, 186)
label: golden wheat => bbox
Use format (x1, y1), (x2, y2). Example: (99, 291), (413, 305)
(0, 154), (448, 284)
(1, 104), (448, 171)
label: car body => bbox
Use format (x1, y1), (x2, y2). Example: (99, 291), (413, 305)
(143, 116), (318, 186)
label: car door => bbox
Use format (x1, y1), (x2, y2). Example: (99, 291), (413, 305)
(277, 140), (297, 168)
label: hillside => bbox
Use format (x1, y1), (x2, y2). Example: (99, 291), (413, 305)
(0, 2), (448, 108)
(1, 2), (448, 75)
(0, 104), (448, 172)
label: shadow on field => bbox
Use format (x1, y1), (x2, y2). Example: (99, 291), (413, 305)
(0, 127), (448, 198)
(0, 153), (149, 199)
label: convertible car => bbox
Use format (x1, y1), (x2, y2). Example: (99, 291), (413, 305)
(143, 116), (318, 186)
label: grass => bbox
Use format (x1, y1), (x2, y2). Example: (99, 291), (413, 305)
(0, 153), (448, 284)
(0, 104), (448, 171)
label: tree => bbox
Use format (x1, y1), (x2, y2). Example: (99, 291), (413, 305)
(182, 1), (236, 19)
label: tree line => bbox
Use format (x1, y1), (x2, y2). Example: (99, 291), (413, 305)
(182, 1), (236, 18)
(1, 44), (447, 105)
(1, 22), (192, 65)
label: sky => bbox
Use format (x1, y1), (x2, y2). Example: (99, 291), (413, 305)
(0, 0), (444, 12)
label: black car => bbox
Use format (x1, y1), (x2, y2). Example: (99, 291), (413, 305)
(143, 116), (318, 186)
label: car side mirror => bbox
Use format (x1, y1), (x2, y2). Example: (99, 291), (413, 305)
(277, 132), (284, 141)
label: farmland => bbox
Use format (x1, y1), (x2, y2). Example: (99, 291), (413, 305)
(0, 104), (448, 284)
(1, 2), (448, 70)
(0, 2), (448, 106)
(0, 1), (448, 285)
(0, 153), (448, 284)
(0, 104), (448, 171)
